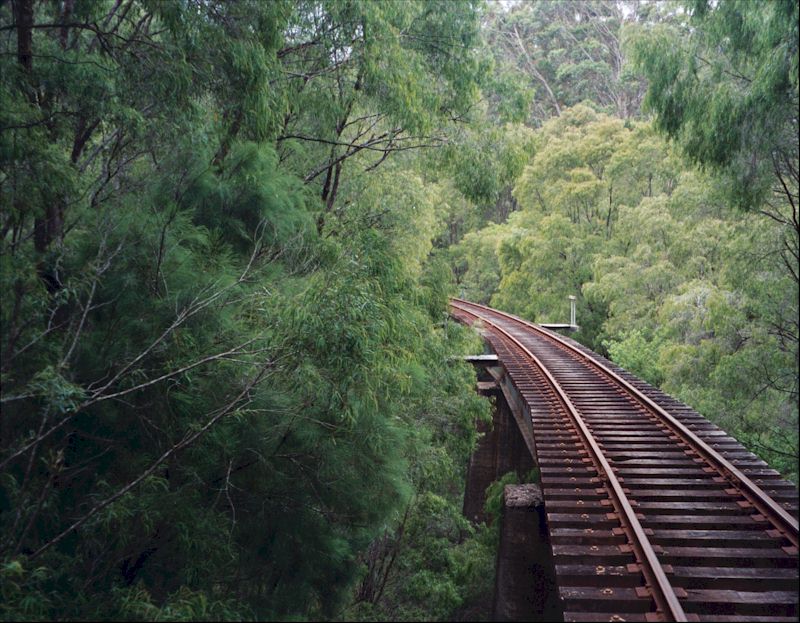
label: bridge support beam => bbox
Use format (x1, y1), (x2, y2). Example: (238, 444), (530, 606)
(492, 484), (560, 622)
(463, 364), (535, 523)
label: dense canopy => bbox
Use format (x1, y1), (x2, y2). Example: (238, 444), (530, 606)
(1, 0), (796, 620)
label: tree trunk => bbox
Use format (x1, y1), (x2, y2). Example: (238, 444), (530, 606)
(13, 0), (34, 73)
(59, 0), (76, 49)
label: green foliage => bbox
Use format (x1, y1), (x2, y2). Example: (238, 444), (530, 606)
(624, 0), (799, 478)
(276, 0), (485, 219)
(482, 471), (520, 530)
(334, 315), (494, 620)
(629, 0), (799, 209)
(605, 329), (666, 387)
(1, 0), (492, 620)
(450, 223), (506, 304)
(483, 0), (659, 125)
(440, 123), (537, 210)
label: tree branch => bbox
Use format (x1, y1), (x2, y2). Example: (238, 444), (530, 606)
(29, 361), (274, 559)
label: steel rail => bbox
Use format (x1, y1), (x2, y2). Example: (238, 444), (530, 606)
(451, 300), (689, 622)
(452, 298), (800, 549)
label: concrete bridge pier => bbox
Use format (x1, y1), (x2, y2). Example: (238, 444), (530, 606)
(492, 484), (561, 622)
(463, 355), (560, 622)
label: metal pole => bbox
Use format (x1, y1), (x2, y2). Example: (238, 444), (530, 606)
(569, 295), (576, 327)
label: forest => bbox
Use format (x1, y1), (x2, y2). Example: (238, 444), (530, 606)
(0, 0), (797, 620)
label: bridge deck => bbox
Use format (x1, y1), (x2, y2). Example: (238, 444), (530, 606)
(451, 299), (798, 623)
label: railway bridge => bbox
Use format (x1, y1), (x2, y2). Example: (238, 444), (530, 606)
(451, 298), (799, 623)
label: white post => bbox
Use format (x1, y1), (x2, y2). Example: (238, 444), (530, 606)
(569, 295), (576, 327)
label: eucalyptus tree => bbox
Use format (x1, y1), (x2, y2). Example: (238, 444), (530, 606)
(483, 0), (653, 125)
(1, 1), (491, 619)
(274, 0), (485, 228)
(631, 0), (798, 214)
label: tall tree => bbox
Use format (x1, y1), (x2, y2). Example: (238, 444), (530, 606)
(274, 0), (484, 226)
(631, 0), (798, 267)
(484, 0), (652, 125)
(630, 0), (798, 435)
(0, 1), (491, 619)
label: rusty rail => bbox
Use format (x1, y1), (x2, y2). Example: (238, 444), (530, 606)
(451, 298), (798, 622)
(454, 298), (799, 548)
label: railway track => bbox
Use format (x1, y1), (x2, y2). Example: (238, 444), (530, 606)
(450, 298), (799, 622)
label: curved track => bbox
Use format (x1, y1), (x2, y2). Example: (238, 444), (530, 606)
(451, 298), (799, 622)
